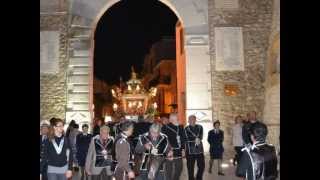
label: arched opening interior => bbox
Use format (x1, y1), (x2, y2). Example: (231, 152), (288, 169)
(90, 0), (186, 125)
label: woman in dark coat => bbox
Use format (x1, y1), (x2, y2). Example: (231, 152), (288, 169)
(207, 120), (225, 175)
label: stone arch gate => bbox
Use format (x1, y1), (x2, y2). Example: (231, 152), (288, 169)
(66, 0), (213, 151)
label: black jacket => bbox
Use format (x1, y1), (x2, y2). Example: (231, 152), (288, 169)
(40, 135), (47, 159)
(41, 135), (73, 171)
(184, 124), (204, 155)
(207, 129), (224, 157)
(76, 133), (93, 167)
(236, 143), (278, 180)
(161, 123), (186, 157)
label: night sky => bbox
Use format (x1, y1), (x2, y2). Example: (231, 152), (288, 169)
(94, 0), (178, 85)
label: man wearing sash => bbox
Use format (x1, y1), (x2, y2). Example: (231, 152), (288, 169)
(184, 115), (205, 180)
(85, 125), (114, 180)
(114, 120), (135, 180)
(135, 123), (173, 180)
(161, 113), (186, 180)
(236, 122), (278, 180)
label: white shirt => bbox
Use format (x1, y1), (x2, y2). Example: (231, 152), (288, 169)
(232, 123), (243, 147)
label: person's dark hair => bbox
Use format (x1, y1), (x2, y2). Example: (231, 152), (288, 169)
(214, 120), (220, 127)
(120, 120), (134, 132)
(69, 120), (76, 126)
(73, 123), (79, 129)
(66, 120), (76, 137)
(82, 124), (89, 129)
(49, 117), (57, 126)
(250, 122), (268, 142)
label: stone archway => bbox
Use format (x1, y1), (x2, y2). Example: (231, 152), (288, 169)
(66, 0), (212, 152)
(88, 0), (186, 124)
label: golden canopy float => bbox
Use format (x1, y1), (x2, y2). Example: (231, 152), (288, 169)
(111, 67), (158, 120)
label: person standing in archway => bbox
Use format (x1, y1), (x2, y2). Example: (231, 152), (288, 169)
(76, 124), (93, 180)
(85, 125), (114, 180)
(184, 115), (205, 180)
(207, 120), (225, 176)
(40, 123), (50, 180)
(232, 115), (244, 166)
(93, 118), (104, 136)
(242, 111), (266, 146)
(41, 119), (73, 180)
(236, 122), (278, 180)
(113, 121), (135, 180)
(161, 113), (186, 180)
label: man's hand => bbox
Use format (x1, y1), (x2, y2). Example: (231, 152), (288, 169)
(182, 149), (186, 158)
(144, 143), (152, 150)
(128, 171), (135, 179)
(65, 170), (72, 178)
(167, 150), (174, 160)
(86, 169), (92, 176)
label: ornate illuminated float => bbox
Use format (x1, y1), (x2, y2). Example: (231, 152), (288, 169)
(111, 67), (158, 120)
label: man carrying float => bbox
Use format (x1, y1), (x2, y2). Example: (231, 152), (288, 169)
(135, 123), (173, 180)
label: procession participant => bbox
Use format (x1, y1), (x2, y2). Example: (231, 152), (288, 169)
(242, 111), (265, 146)
(135, 123), (173, 180)
(161, 113), (186, 180)
(76, 124), (93, 180)
(236, 122), (278, 180)
(184, 115), (205, 180)
(232, 115), (244, 166)
(113, 120), (135, 180)
(66, 120), (76, 138)
(41, 118), (73, 180)
(85, 125), (114, 180)
(40, 122), (50, 180)
(69, 123), (80, 171)
(207, 120), (225, 175)
(93, 118), (104, 136)
(132, 116), (152, 175)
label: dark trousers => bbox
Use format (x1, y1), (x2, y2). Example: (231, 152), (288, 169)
(91, 168), (112, 180)
(165, 158), (183, 180)
(186, 154), (205, 180)
(234, 146), (243, 164)
(114, 168), (128, 180)
(41, 164), (48, 180)
(47, 173), (67, 180)
(137, 171), (165, 180)
(79, 166), (88, 180)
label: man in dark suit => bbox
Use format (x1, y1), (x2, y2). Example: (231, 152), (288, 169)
(40, 123), (49, 180)
(161, 113), (186, 180)
(76, 124), (93, 180)
(236, 122), (278, 180)
(242, 111), (266, 146)
(185, 115), (205, 180)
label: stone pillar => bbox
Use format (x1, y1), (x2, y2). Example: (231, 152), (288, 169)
(208, 0), (274, 159)
(40, 0), (69, 121)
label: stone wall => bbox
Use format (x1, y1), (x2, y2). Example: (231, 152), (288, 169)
(208, 0), (274, 158)
(40, 13), (69, 121)
(263, 0), (280, 149)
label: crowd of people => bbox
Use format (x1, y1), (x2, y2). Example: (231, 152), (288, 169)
(40, 111), (278, 180)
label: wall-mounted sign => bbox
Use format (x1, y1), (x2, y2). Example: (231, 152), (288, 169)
(224, 84), (239, 96)
(40, 31), (60, 74)
(215, 27), (244, 71)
